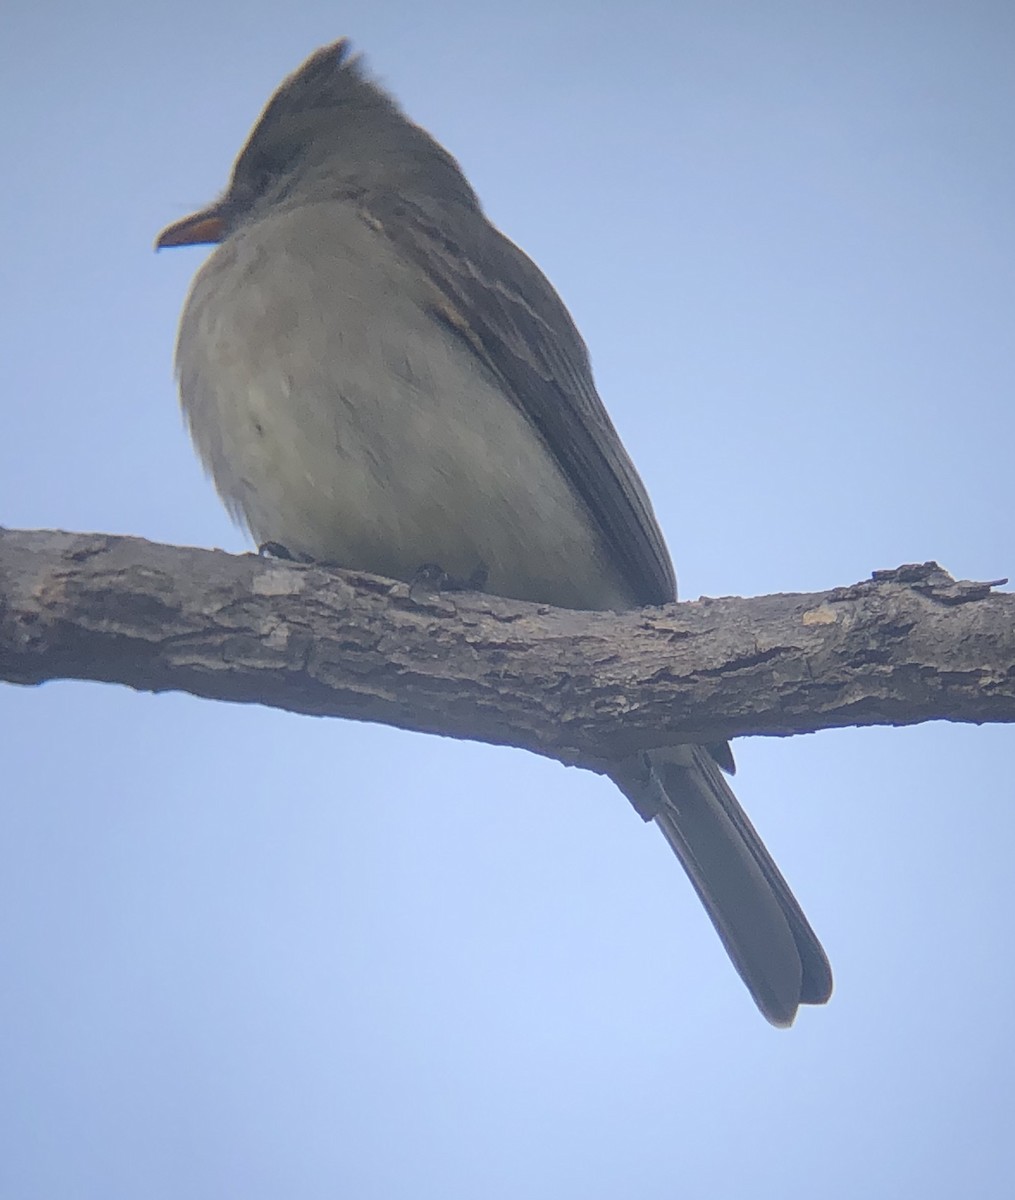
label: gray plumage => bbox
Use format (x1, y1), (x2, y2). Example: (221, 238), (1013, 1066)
(158, 40), (832, 1025)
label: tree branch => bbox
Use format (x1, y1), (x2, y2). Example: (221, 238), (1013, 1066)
(1, 527), (1011, 770)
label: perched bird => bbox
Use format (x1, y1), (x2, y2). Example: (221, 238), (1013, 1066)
(157, 40), (832, 1025)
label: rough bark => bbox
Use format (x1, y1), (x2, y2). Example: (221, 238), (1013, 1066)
(1, 527), (1011, 770)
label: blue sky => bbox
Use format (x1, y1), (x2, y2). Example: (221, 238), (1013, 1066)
(2, 2), (1013, 1197)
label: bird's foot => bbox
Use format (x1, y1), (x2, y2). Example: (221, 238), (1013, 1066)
(408, 560), (489, 606)
(258, 541), (314, 563)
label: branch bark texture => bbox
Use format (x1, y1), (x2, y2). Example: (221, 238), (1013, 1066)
(1, 528), (1011, 770)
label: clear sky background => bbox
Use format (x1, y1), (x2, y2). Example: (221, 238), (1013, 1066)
(2, 2), (1012, 1197)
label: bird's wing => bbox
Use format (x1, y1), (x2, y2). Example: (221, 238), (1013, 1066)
(362, 190), (677, 608)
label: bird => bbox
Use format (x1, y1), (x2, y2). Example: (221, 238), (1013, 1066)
(156, 39), (832, 1025)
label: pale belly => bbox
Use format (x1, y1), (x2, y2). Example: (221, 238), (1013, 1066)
(175, 208), (637, 612)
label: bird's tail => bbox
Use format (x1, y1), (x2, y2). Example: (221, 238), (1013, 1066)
(610, 745), (832, 1026)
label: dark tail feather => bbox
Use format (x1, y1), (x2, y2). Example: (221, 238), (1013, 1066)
(611, 745), (832, 1027)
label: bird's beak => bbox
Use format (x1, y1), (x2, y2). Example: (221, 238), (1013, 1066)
(155, 206), (226, 249)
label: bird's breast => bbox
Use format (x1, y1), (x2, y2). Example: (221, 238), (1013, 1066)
(175, 204), (636, 611)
